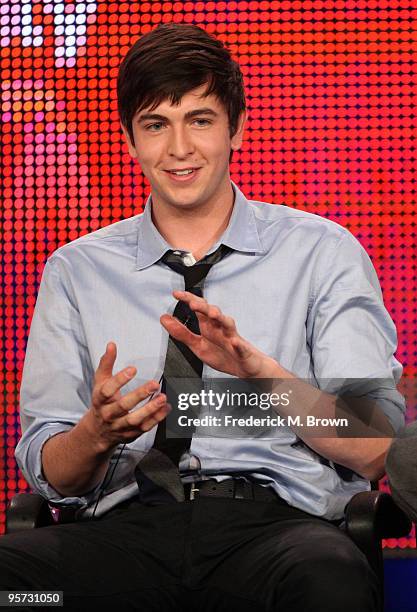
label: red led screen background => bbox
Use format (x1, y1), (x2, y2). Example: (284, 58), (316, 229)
(1, 1), (416, 550)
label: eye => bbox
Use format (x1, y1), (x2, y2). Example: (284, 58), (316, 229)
(193, 118), (211, 126)
(145, 122), (165, 131)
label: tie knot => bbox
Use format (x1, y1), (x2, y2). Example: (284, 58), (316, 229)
(161, 244), (232, 292)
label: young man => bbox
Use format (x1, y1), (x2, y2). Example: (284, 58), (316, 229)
(3, 23), (404, 611)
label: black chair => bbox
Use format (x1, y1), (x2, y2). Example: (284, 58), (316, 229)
(4, 489), (415, 611)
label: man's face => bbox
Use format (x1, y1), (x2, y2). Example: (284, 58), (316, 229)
(121, 84), (246, 213)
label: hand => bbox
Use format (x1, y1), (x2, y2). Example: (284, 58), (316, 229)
(160, 291), (285, 379)
(84, 342), (170, 453)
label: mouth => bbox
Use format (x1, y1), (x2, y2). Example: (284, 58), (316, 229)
(163, 167), (202, 182)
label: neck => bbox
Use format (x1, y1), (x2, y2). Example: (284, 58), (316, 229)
(150, 183), (235, 261)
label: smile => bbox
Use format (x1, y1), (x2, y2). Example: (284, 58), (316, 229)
(163, 168), (201, 183)
(169, 169), (194, 175)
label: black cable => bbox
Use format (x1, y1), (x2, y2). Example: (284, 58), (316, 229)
(91, 372), (164, 518)
(91, 306), (189, 518)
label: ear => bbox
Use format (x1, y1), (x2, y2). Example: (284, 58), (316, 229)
(120, 122), (138, 159)
(230, 110), (247, 151)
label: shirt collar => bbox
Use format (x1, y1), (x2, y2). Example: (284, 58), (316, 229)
(136, 181), (265, 270)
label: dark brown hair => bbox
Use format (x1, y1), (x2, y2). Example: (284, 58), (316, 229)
(117, 23), (246, 148)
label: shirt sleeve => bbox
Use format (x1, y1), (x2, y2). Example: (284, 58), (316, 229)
(15, 256), (103, 507)
(306, 228), (406, 434)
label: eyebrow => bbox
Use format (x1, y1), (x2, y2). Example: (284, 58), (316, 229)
(136, 107), (219, 124)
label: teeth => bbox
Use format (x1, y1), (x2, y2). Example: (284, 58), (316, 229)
(170, 169), (194, 175)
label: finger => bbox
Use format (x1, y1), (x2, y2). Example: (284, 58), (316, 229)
(109, 402), (170, 441)
(117, 380), (163, 414)
(99, 383), (162, 424)
(173, 290), (208, 311)
(172, 292), (219, 324)
(160, 314), (201, 349)
(125, 400), (171, 432)
(94, 341), (117, 385)
(196, 306), (237, 333)
(92, 365), (138, 407)
(140, 404), (171, 432)
(173, 292), (236, 332)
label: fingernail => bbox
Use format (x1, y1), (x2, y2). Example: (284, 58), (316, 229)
(125, 367), (135, 377)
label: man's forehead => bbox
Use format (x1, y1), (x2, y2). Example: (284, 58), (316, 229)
(134, 87), (223, 120)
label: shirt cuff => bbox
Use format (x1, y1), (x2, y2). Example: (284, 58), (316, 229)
(15, 424), (103, 508)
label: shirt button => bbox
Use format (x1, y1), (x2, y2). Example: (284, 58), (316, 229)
(183, 253), (196, 267)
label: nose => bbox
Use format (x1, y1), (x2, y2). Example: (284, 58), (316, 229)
(167, 125), (195, 158)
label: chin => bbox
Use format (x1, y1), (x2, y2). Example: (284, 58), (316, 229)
(164, 188), (208, 209)
(168, 198), (205, 210)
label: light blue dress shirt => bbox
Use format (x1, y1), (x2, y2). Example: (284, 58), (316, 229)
(16, 182), (405, 520)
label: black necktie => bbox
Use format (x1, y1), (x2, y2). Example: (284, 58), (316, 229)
(135, 243), (232, 504)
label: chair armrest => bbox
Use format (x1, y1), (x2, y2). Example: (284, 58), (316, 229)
(345, 491), (412, 577)
(5, 493), (54, 534)
(345, 490), (412, 540)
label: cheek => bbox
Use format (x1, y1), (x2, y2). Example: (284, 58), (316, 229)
(136, 146), (161, 170)
(199, 138), (231, 162)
